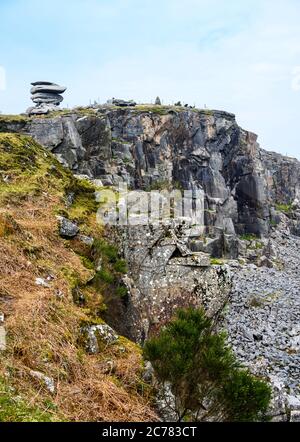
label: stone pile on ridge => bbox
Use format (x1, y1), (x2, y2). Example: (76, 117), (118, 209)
(27, 81), (67, 115)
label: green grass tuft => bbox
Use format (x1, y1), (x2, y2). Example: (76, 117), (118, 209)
(210, 258), (224, 265)
(113, 259), (128, 274)
(239, 233), (259, 241)
(275, 203), (292, 214)
(0, 378), (55, 422)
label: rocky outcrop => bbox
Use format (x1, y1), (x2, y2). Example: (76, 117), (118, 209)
(1, 105), (300, 420)
(3, 106), (299, 244)
(115, 222), (231, 342)
(261, 149), (300, 205)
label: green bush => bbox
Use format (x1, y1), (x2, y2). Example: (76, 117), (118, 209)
(143, 308), (271, 421)
(221, 370), (271, 422)
(239, 233), (259, 241)
(113, 259), (128, 274)
(97, 269), (115, 284)
(115, 285), (128, 298)
(93, 239), (118, 263)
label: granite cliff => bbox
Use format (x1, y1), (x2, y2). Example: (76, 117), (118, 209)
(1, 105), (300, 421)
(2, 106), (299, 241)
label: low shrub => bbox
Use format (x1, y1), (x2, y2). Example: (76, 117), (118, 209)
(144, 308), (271, 422)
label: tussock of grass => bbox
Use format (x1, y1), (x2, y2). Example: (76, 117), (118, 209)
(133, 105), (172, 115)
(66, 178), (99, 222)
(239, 233), (259, 241)
(210, 258), (224, 265)
(275, 203), (292, 214)
(0, 213), (22, 238)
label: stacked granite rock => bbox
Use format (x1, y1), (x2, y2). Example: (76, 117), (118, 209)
(27, 81), (67, 115)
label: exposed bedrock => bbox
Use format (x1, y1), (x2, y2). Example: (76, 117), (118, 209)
(2, 107), (300, 242)
(113, 223), (232, 342)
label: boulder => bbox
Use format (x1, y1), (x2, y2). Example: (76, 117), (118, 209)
(82, 323), (118, 354)
(112, 98), (136, 107)
(58, 216), (79, 238)
(31, 81), (59, 86)
(78, 234), (94, 246)
(119, 224), (232, 342)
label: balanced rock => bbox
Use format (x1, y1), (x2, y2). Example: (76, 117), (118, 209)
(27, 81), (67, 115)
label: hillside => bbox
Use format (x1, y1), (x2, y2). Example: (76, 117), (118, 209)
(0, 132), (157, 421)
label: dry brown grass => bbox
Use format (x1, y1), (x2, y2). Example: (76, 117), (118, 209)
(0, 199), (157, 421)
(0, 134), (158, 422)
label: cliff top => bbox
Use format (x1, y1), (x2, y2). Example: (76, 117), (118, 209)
(0, 104), (236, 122)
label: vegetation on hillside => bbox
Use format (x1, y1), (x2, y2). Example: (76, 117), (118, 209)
(0, 133), (156, 422)
(144, 308), (271, 422)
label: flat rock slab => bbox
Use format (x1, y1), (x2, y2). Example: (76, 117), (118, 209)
(32, 96), (63, 104)
(31, 85), (67, 95)
(31, 92), (64, 100)
(31, 81), (59, 86)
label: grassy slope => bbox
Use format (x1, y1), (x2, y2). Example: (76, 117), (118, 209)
(0, 133), (156, 422)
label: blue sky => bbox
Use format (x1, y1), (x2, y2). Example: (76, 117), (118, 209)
(0, 0), (300, 158)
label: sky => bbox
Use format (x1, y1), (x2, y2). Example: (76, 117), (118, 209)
(0, 0), (299, 158)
